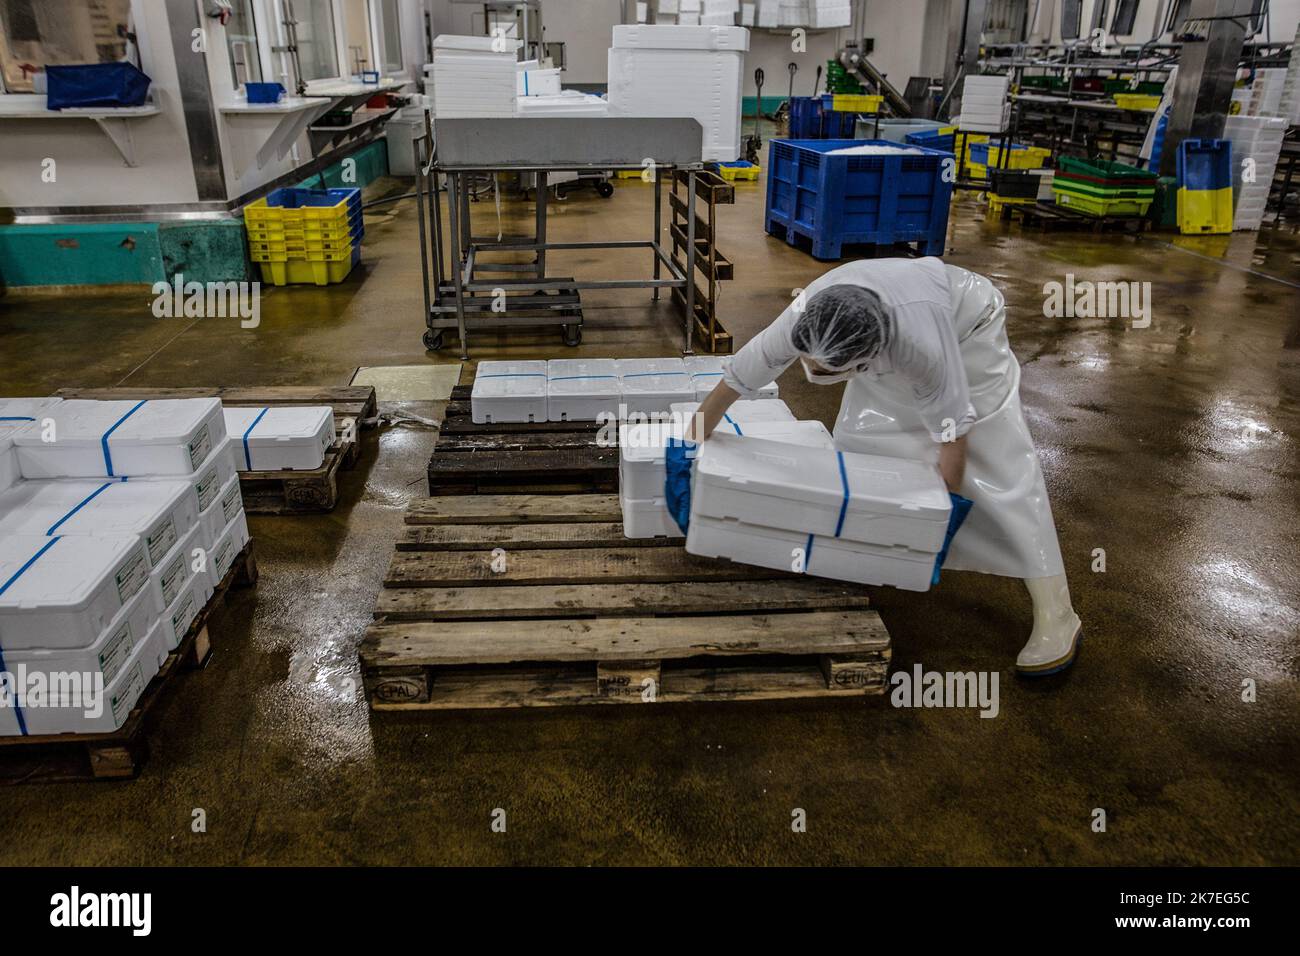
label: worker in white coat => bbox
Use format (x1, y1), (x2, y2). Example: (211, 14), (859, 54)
(688, 257), (1082, 675)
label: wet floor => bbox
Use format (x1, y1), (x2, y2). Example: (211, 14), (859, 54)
(0, 155), (1297, 864)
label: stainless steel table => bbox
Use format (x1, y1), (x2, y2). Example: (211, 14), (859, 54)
(415, 116), (707, 359)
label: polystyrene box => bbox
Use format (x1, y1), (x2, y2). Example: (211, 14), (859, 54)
(151, 523), (204, 616)
(686, 515), (938, 591)
(0, 534), (151, 651)
(200, 473), (241, 547)
(208, 509), (251, 591)
(617, 358), (694, 415)
(619, 418), (832, 500)
(13, 399), (225, 479)
(0, 612), (164, 736)
(669, 398), (796, 427)
(0, 479), (199, 572)
(620, 495), (684, 539)
(121, 435), (237, 533)
(224, 406), (334, 472)
(547, 359), (621, 422)
(682, 356), (778, 400)
(472, 361), (548, 423)
(692, 434), (951, 552)
(0, 583), (158, 691)
(1, 398), (60, 494)
(158, 572), (212, 652)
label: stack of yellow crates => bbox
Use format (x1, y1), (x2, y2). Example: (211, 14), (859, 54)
(243, 187), (363, 286)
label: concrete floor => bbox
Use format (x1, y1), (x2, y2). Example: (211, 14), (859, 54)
(1, 159), (1297, 865)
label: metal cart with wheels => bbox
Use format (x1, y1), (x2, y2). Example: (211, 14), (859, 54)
(414, 116), (706, 360)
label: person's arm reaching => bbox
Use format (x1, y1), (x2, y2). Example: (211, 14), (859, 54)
(938, 433), (968, 493)
(683, 380), (740, 442)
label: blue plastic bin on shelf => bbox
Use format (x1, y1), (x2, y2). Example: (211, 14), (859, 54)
(904, 128), (955, 154)
(788, 96), (856, 139)
(45, 63), (152, 110)
(765, 139), (955, 260)
(245, 82), (285, 104)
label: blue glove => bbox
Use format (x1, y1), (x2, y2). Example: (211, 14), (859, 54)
(931, 493), (974, 586)
(664, 437), (698, 535)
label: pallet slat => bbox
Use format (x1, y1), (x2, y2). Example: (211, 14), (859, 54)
(405, 493), (622, 525)
(399, 522), (675, 551)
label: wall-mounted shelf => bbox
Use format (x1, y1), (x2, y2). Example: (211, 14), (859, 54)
(219, 96), (333, 175)
(308, 106), (398, 155)
(0, 102), (162, 167)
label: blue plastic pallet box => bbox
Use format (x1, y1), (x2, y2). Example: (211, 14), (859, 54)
(764, 139), (955, 260)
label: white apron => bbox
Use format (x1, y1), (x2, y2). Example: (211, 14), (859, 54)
(831, 265), (1066, 579)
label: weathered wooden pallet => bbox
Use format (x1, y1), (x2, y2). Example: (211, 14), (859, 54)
(0, 543), (258, 784)
(1016, 200), (1151, 233)
(361, 494), (890, 710)
(428, 386), (617, 496)
(53, 386), (373, 513)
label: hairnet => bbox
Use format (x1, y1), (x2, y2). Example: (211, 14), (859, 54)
(790, 285), (892, 370)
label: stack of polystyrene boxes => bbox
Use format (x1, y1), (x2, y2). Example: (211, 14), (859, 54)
(779, 0), (810, 26)
(1224, 114), (1286, 230)
(470, 357), (781, 424)
(431, 35), (518, 118)
(0, 398), (249, 735)
(678, 0), (701, 25)
(686, 436), (953, 590)
(1279, 25), (1300, 125)
(1246, 68), (1287, 118)
(620, 399), (826, 538)
(810, 0), (851, 27)
(755, 0), (779, 27)
(701, 0), (738, 25)
(607, 24), (749, 163)
(223, 406), (335, 473)
(960, 75), (1011, 133)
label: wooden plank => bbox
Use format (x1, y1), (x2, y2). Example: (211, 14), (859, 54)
(426, 445), (617, 475)
(669, 223), (735, 280)
(433, 432), (607, 452)
(369, 657), (888, 710)
(439, 414), (603, 437)
(596, 660), (660, 700)
(669, 192), (713, 242)
(405, 494), (622, 525)
(362, 610), (889, 668)
(374, 579), (872, 621)
(385, 546), (801, 588)
(398, 523), (678, 551)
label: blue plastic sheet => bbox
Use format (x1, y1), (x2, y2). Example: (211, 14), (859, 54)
(664, 437), (698, 535)
(46, 63), (152, 110)
(931, 493), (974, 586)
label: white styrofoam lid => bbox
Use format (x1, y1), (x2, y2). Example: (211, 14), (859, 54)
(0, 478), (189, 537)
(671, 399), (795, 423)
(0, 397), (61, 421)
(683, 356), (725, 376)
(0, 533), (141, 610)
(10, 398), (220, 448)
(621, 418), (832, 462)
(547, 359), (620, 395)
(433, 34), (520, 53)
(473, 361), (548, 397)
(617, 357), (686, 376)
(697, 435), (951, 520)
(612, 24), (750, 52)
(224, 405), (334, 441)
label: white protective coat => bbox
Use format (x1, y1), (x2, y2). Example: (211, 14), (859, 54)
(723, 257), (1065, 579)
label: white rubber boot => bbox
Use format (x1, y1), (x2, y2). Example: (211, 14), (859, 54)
(1017, 574), (1083, 675)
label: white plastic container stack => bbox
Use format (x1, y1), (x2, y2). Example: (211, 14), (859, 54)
(547, 359), (621, 422)
(1247, 68), (1287, 118)
(960, 75), (1011, 133)
(1279, 24), (1300, 125)
(682, 356), (778, 400)
(1224, 114), (1285, 231)
(607, 24), (749, 163)
(431, 35), (518, 118)
(13, 398), (225, 479)
(686, 436), (952, 590)
(810, 0), (851, 27)
(516, 61), (562, 97)
(223, 406), (335, 472)
(619, 419), (832, 538)
(471, 361), (549, 424)
(701, 0), (738, 24)
(515, 91), (609, 117)
(756, 0), (779, 27)
(778, 0), (810, 26)
(0, 397), (60, 494)
(616, 357), (695, 415)
(678, 0), (701, 25)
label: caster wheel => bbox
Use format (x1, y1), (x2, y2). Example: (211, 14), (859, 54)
(423, 329), (444, 351)
(562, 325), (582, 347)
(596, 181), (614, 198)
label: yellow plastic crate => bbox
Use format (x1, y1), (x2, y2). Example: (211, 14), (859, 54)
(243, 195), (355, 228)
(248, 236), (357, 262)
(717, 163), (760, 181)
(258, 257), (357, 287)
(984, 144), (1051, 170)
(247, 220), (358, 240)
(831, 93), (883, 113)
(613, 170), (643, 179)
(1176, 186), (1233, 235)
(1113, 93), (1161, 111)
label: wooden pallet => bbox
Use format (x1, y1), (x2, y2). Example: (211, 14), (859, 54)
(1016, 200), (1152, 233)
(0, 544), (258, 784)
(360, 494), (891, 710)
(53, 386), (375, 514)
(428, 386), (617, 496)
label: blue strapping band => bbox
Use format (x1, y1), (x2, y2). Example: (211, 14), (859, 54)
(803, 533), (815, 573)
(101, 400), (147, 477)
(242, 407), (270, 471)
(622, 371), (690, 379)
(477, 373), (547, 379)
(0, 416), (36, 422)
(549, 375), (618, 381)
(0, 536), (62, 735)
(723, 413), (743, 436)
(834, 451), (850, 538)
(45, 482), (114, 536)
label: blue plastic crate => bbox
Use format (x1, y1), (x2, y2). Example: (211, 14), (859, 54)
(904, 129), (955, 154)
(1176, 138), (1232, 191)
(764, 139), (955, 260)
(788, 96), (856, 139)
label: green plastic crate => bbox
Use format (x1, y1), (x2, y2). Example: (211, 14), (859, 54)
(1057, 156), (1158, 183)
(1053, 182), (1152, 217)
